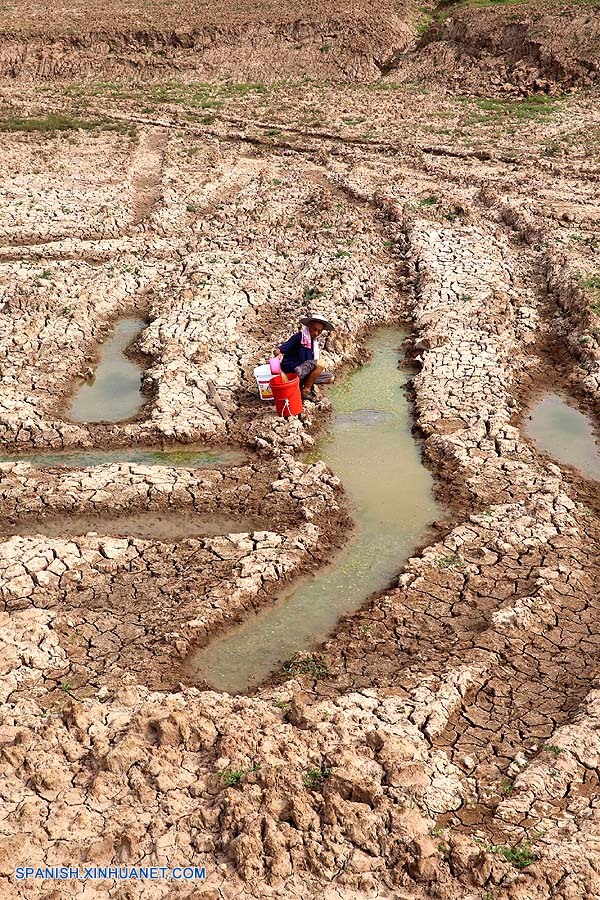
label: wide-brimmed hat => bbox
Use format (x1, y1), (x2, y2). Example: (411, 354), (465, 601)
(300, 314), (334, 331)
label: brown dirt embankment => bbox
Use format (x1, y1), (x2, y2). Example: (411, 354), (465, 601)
(416, 1), (600, 93)
(0, 0), (415, 81)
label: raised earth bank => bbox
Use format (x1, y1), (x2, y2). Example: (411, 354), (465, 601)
(417, 0), (600, 94)
(0, 0), (414, 81)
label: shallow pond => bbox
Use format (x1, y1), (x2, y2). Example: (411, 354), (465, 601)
(187, 327), (441, 694)
(0, 446), (246, 469)
(525, 392), (600, 481)
(69, 317), (146, 423)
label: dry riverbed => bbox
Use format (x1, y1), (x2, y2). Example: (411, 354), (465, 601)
(2, 5), (600, 897)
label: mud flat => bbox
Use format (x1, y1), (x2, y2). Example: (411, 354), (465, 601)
(2, 7), (600, 899)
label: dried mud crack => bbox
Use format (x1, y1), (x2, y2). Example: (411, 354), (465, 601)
(2, 6), (600, 899)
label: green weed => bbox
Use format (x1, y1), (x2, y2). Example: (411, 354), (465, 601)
(495, 842), (537, 869)
(219, 762), (261, 787)
(303, 286), (323, 302)
(499, 779), (513, 796)
(542, 744), (563, 758)
(416, 7), (434, 34)
(578, 273), (600, 291)
(459, 94), (559, 130)
(303, 766), (332, 789)
(436, 554), (465, 569)
(283, 654), (329, 679)
(0, 111), (137, 139)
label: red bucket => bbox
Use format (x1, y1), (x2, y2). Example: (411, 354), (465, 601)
(270, 373), (303, 417)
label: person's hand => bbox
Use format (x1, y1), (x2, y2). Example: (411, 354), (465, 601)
(274, 349), (283, 359)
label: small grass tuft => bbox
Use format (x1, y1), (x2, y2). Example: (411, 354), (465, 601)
(303, 766), (332, 790)
(495, 842), (537, 869)
(436, 554), (465, 569)
(283, 654), (330, 679)
(303, 286), (323, 302)
(499, 778), (514, 796)
(219, 762), (261, 787)
(542, 744), (564, 758)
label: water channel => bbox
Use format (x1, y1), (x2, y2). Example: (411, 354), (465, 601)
(0, 511), (261, 542)
(525, 392), (600, 481)
(187, 327), (441, 694)
(69, 317), (146, 423)
(0, 446), (246, 469)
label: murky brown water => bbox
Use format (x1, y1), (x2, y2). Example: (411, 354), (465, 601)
(69, 317), (146, 423)
(0, 511), (261, 542)
(525, 392), (600, 481)
(186, 327), (441, 694)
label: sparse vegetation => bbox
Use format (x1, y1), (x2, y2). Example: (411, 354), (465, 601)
(303, 286), (323, 302)
(219, 762), (261, 787)
(499, 778), (513, 796)
(283, 654), (330, 679)
(461, 95), (559, 128)
(303, 766), (332, 789)
(436, 554), (465, 569)
(0, 110), (137, 139)
(495, 842), (537, 869)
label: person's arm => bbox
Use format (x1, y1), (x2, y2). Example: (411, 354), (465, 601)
(276, 332), (300, 357)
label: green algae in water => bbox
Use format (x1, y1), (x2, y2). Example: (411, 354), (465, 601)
(0, 447), (246, 469)
(188, 328), (441, 694)
(525, 393), (600, 481)
(69, 317), (146, 423)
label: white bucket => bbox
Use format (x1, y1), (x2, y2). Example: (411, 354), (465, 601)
(254, 364), (274, 400)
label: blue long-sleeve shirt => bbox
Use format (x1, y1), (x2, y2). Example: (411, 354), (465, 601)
(278, 332), (315, 373)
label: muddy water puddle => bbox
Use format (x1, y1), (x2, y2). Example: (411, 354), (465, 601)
(187, 328), (440, 694)
(0, 446), (246, 469)
(0, 511), (260, 542)
(526, 393), (600, 481)
(69, 317), (146, 423)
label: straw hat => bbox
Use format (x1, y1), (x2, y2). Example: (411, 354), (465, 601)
(300, 314), (335, 331)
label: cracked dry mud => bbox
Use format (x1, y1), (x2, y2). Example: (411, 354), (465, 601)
(2, 2), (600, 898)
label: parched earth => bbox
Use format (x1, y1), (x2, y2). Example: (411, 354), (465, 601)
(2, 2), (600, 899)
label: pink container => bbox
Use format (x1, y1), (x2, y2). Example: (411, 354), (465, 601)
(269, 356), (282, 375)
